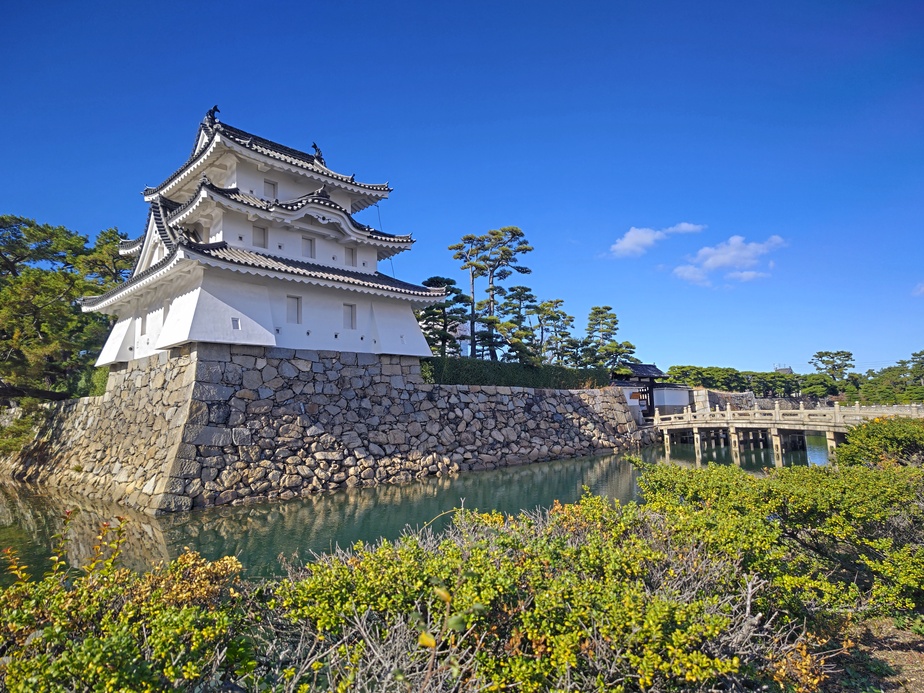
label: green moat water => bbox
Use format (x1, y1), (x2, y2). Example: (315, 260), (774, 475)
(0, 436), (829, 586)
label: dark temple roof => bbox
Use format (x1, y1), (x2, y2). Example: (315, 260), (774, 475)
(625, 363), (666, 379)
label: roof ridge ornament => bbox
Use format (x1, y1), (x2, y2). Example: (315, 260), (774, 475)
(311, 142), (326, 166)
(204, 105), (220, 126)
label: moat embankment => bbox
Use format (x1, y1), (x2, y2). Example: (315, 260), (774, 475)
(1, 344), (652, 514)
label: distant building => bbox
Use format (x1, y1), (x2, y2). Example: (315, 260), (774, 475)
(775, 366), (794, 375)
(611, 363), (692, 423)
(82, 109), (442, 365)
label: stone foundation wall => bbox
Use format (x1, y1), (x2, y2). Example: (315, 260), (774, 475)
(1, 344), (641, 514)
(2, 347), (197, 511)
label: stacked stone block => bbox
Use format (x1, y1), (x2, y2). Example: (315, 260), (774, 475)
(2, 344), (640, 514)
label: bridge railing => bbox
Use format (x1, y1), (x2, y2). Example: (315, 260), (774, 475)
(654, 402), (924, 429)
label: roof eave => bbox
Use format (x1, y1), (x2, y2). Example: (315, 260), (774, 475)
(183, 247), (439, 305)
(81, 252), (187, 313)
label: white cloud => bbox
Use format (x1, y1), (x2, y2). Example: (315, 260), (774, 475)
(672, 264), (710, 286)
(610, 222), (705, 257)
(690, 235), (785, 271)
(726, 270), (770, 282)
(674, 234), (785, 286)
(913, 283), (924, 297)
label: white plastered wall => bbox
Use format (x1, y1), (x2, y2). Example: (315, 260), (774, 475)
(94, 264), (431, 364)
(217, 209), (377, 274)
(264, 279), (428, 355)
(653, 388), (692, 407)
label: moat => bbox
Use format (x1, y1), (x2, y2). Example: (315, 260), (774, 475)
(0, 436), (829, 586)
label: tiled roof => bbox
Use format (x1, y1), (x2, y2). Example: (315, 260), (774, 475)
(80, 240), (443, 311)
(144, 115), (391, 203)
(118, 236), (144, 255)
(79, 246), (180, 309)
(188, 243), (439, 297)
(168, 179), (412, 244)
(626, 363), (665, 378)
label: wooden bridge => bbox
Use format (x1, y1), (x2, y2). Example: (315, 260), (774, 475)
(653, 402), (924, 466)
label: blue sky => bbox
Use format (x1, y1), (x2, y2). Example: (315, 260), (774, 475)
(3, 0), (922, 373)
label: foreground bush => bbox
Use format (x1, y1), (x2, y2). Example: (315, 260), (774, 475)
(2, 463), (923, 691)
(835, 416), (924, 468)
(0, 520), (252, 692)
(264, 464), (924, 691)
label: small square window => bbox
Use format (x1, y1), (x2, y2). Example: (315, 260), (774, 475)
(286, 296), (302, 324)
(343, 303), (356, 330)
(264, 180), (277, 199)
(231, 317), (241, 330)
(345, 247), (357, 267)
(253, 225), (267, 249)
(302, 236), (315, 258)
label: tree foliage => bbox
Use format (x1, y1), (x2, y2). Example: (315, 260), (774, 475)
(448, 227), (533, 361)
(440, 228), (644, 372)
(809, 350), (855, 386)
(0, 215), (130, 403)
(663, 356), (924, 404)
(415, 277), (468, 358)
(581, 305), (638, 370)
(844, 351), (924, 404)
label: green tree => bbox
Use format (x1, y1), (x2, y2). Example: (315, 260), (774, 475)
(416, 277), (468, 358)
(910, 351), (924, 387)
(742, 371), (799, 398)
(528, 298), (573, 365)
(581, 306), (638, 370)
(448, 235), (485, 359)
(449, 228), (533, 361)
(833, 351), (924, 404)
(809, 350), (855, 387)
(666, 365), (708, 388)
(0, 215), (85, 278)
(473, 227), (532, 362)
(497, 285), (539, 365)
(0, 216), (130, 402)
(800, 373), (837, 399)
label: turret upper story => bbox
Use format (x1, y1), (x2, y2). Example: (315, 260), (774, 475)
(122, 108), (410, 279)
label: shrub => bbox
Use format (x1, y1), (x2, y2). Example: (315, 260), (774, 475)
(640, 463), (924, 624)
(0, 399), (47, 456)
(0, 517), (253, 692)
(4, 465), (923, 691)
(835, 416), (924, 468)
(422, 357), (609, 389)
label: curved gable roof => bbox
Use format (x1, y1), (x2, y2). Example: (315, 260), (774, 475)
(144, 113), (391, 210)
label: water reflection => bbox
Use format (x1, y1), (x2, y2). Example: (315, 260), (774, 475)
(0, 439), (828, 586)
(660, 433), (829, 470)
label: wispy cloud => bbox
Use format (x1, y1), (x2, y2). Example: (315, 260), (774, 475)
(674, 235), (785, 287)
(672, 264), (710, 286)
(609, 222), (705, 257)
(726, 270), (770, 282)
(913, 283), (924, 297)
